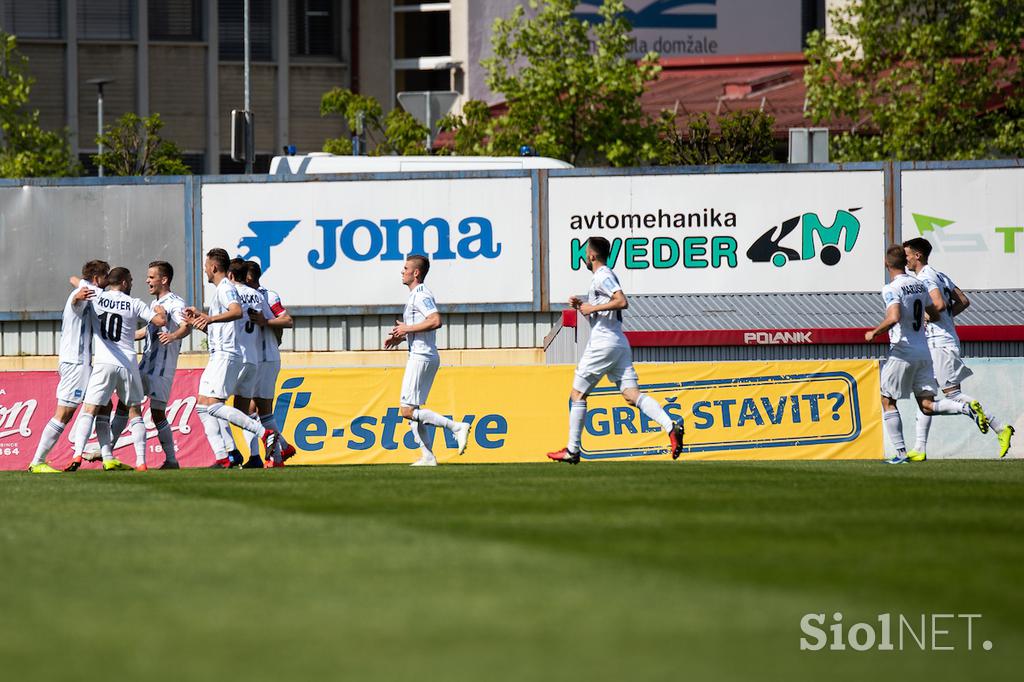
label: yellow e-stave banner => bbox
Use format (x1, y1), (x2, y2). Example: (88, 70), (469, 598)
(272, 360), (882, 464)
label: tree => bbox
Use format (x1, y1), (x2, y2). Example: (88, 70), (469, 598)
(91, 112), (190, 175)
(804, 0), (1024, 161)
(320, 87), (429, 156)
(656, 110), (777, 165)
(0, 32), (79, 177)
(478, 0), (664, 166)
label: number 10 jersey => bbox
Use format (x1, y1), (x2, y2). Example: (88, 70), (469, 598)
(85, 284), (156, 369)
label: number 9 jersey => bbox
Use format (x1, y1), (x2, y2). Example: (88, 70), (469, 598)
(881, 273), (931, 360)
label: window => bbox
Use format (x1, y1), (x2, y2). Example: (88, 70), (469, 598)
(150, 0), (203, 41)
(2, 0), (64, 39)
(79, 0), (136, 40)
(290, 0), (339, 57)
(392, 1), (452, 101)
(218, 0), (273, 61)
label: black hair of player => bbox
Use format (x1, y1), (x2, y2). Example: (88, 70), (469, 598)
(149, 260), (174, 284)
(407, 254), (430, 281)
(108, 267), (131, 286)
(885, 244), (908, 270)
(588, 236), (611, 263)
(902, 237), (932, 263)
(246, 260), (262, 283)
(206, 248), (230, 273)
(82, 259), (110, 280)
(228, 258), (249, 282)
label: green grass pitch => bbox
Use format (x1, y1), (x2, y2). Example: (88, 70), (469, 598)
(1, 461), (1021, 681)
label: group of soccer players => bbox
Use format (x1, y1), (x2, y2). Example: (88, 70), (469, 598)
(28, 249), (297, 473)
(27, 232), (1013, 472)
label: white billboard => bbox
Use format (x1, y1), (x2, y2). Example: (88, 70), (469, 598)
(201, 178), (535, 308)
(901, 167), (1024, 290)
(547, 171), (886, 300)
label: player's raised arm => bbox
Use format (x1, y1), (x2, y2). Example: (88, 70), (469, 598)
(950, 287), (970, 317)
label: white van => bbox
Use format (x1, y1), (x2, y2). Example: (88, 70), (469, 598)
(269, 152), (573, 176)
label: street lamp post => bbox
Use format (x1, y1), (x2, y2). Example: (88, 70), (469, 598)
(86, 77), (114, 177)
(243, 0), (253, 174)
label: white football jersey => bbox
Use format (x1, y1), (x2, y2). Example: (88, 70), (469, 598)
(207, 277), (242, 356)
(881, 273), (931, 360)
(139, 292), (187, 379)
(259, 287), (285, 363)
(89, 287), (156, 368)
(233, 282), (266, 364)
(58, 284), (96, 365)
(915, 264), (961, 349)
(404, 284), (439, 357)
(585, 265), (629, 349)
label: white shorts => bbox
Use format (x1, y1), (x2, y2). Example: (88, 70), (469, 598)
(56, 362), (91, 407)
(234, 362), (259, 398)
(930, 346), (973, 389)
(141, 372), (174, 409)
(199, 353), (241, 400)
(401, 354), (440, 407)
(255, 360), (281, 400)
(573, 342), (639, 395)
(84, 362), (145, 407)
(880, 356), (938, 400)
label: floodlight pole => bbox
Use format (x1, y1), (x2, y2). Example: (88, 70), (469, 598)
(87, 78), (115, 177)
(243, 0), (254, 174)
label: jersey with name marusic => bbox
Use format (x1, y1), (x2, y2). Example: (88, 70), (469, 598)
(881, 274), (931, 360)
(234, 282), (266, 365)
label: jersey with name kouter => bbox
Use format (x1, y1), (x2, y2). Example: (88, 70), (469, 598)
(881, 274), (931, 360)
(140, 292), (186, 378)
(58, 284), (96, 365)
(87, 286), (155, 368)
(233, 282), (265, 364)
(207, 277), (241, 356)
(915, 264), (961, 349)
(585, 265), (630, 349)
(404, 284), (439, 357)
(259, 287), (284, 363)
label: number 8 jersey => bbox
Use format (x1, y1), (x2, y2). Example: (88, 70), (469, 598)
(85, 284), (157, 369)
(881, 273), (931, 360)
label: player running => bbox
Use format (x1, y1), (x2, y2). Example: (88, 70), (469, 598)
(866, 245), (988, 464)
(384, 255), (470, 467)
(903, 238), (1014, 459)
(185, 248), (279, 468)
(242, 260), (296, 467)
(27, 260), (109, 473)
(68, 267), (166, 471)
(547, 236), (684, 465)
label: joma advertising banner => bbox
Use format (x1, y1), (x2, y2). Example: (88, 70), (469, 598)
(0, 360), (882, 469)
(201, 178), (535, 307)
(901, 167), (1024, 289)
(547, 171), (886, 300)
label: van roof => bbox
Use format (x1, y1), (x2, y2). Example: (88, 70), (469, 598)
(270, 153), (573, 176)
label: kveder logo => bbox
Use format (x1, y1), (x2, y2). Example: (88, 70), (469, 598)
(236, 217), (502, 274)
(747, 208), (861, 268)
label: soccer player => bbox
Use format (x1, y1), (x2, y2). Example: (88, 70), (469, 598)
(185, 248), (279, 468)
(383, 254), (470, 467)
(903, 238), (1014, 459)
(27, 260), (109, 473)
(242, 260), (296, 468)
(106, 261), (191, 469)
(547, 236), (684, 465)
(68, 267), (166, 471)
(865, 245), (987, 464)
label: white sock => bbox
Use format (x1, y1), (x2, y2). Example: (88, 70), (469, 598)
(988, 416), (1006, 434)
(931, 398), (970, 416)
(883, 410), (906, 455)
(951, 390), (1006, 432)
(129, 416), (147, 467)
(94, 414), (114, 460)
(109, 411), (129, 446)
(412, 408), (457, 432)
(154, 418), (177, 463)
(73, 413), (97, 460)
(636, 394), (676, 432)
(567, 400), (587, 452)
(197, 406), (227, 459)
(207, 402), (266, 436)
(219, 418), (237, 453)
(414, 421), (435, 461)
(32, 418), (66, 465)
(913, 410), (931, 452)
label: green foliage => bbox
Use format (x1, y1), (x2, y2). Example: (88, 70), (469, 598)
(657, 110), (777, 165)
(92, 112), (190, 176)
(320, 87), (429, 155)
(804, 0), (1024, 161)
(0, 32), (79, 177)
(437, 100), (493, 156)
